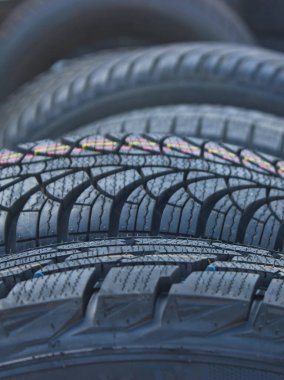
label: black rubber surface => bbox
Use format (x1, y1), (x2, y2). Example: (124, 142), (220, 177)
(0, 237), (283, 379)
(2, 43), (284, 148)
(240, 0), (284, 52)
(75, 105), (284, 158)
(0, 0), (254, 100)
(243, 0), (284, 35)
(0, 0), (20, 24)
(0, 132), (284, 255)
(223, 0), (243, 12)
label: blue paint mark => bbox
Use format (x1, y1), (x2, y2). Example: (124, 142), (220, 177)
(34, 270), (44, 279)
(206, 264), (217, 272)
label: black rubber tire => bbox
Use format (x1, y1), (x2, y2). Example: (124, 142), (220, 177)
(0, 0), (254, 101)
(2, 43), (284, 149)
(75, 105), (284, 158)
(222, 0), (243, 12)
(0, 237), (283, 379)
(0, 0), (21, 24)
(239, 0), (284, 52)
(1, 131), (284, 254)
(242, 0), (284, 35)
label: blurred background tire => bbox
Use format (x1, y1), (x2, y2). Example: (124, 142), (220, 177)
(2, 43), (284, 149)
(0, 0), (21, 23)
(241, 0), (284, 51)
(0, 0), (254, 100)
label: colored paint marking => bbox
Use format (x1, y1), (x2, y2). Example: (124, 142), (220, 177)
(33, 270), (44, 279)
(164, 137), (201, 156)
(0, 150), (22, 164)
(33, 144), (71, 156)
(276, 161), (284, 176)
(207, 148), (239, 163)
(80, 137), (118, 151)
(241, 150), (275, 173)
(204, 142), (240, 164)
(126, 137), (160, 152)
(206, 264), (217, 272)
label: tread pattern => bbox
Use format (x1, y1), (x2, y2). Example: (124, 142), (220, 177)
(75, 106), (284, 158)
(2, 268), (96, 306)
(94, 265), (180, 327)
(3, 44), (284, 148)
(0, 237), (283, 372)
(254, 278), (284, 338)
(163, 271), (259, 333)
(0, 133), (284, 254)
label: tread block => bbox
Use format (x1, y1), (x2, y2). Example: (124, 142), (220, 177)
(2, 268), (97, 307)
(162, 271), (259, 334)
(0, 268), (98, 342)
(65, 244), (226, 261)
(254, 279), (284, 338)
(97, 169), (141, 197)
(206, 261), (284, 284)
(93, 265), (181, 328)
(45, 171), (89, 200)
(0, 177), (38, 208)
(38, 199), (61, 240)
(233, 254), (284, 267)
(0, 260), (51, 290)
(0, 249), (73, 269)
(2, 268), (95, 307)
(116, 254), (217, 275)
(41, 253), (217, 277)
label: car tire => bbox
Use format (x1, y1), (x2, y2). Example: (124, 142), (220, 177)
(0, 0), (254, 100)
(0, 129), (284, 254)
(2, 43), (284, 148)
(0, 236), (283, 379)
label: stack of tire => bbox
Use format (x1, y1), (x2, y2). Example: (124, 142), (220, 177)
(0, 1), (283, 379)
